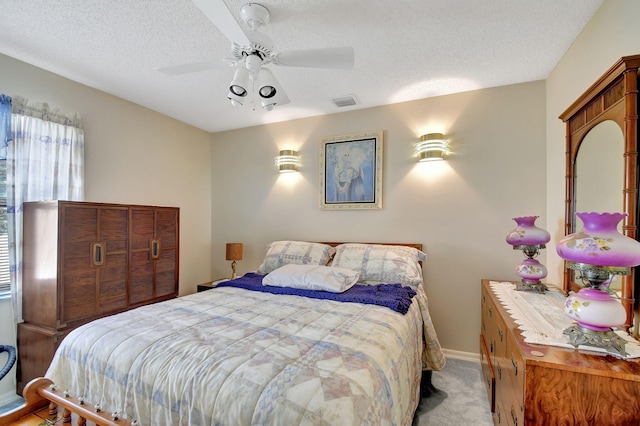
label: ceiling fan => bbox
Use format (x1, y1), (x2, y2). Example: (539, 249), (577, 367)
(158, 1), (355, 111)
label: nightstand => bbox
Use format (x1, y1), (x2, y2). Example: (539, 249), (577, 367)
(197, 279), (229, 292)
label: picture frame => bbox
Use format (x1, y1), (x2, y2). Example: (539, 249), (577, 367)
(319, 130), (383, 210)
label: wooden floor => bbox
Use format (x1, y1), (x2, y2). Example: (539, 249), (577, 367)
(5, 407), (51, 426)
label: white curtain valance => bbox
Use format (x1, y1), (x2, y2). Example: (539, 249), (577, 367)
(11, 95), (82, 129)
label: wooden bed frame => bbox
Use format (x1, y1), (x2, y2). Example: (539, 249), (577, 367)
(0, 242), (425, 425)
(1, 377), (131, 425)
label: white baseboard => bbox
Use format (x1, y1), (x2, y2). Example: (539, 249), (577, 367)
(442, 348), (481, 363)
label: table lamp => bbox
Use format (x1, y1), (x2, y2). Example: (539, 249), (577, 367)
(556, 212), (640, 356)
(505, 216), (550, 292)
(226, 243), (243, 279)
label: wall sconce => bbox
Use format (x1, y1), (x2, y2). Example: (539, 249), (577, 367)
(275, 150), (301, 173)
(225, 243), (243, 279)
(415, 133), (450, 162)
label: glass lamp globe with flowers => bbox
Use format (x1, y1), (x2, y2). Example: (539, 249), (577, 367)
(505, 216), (551, 293)
(556, 212), (640, 356)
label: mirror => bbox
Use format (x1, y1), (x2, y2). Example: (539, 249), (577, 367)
(574, 120), (624, 221)
(559, 55), (640, 336)
(573, 120), (625, 290)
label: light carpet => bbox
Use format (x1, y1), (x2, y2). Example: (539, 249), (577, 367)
(413, 357), (494, 425)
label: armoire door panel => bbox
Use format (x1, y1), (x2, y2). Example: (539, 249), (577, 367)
(100, 254), (127, 281)
(130, 251), (154, 304)
(63, 254), (93, 271)
(156, 210), (177, 247)
(62, 269), (98, 322)
(98, 253), (128, 312)
(156, 249), (177, 297)
(100, 209), (128, 253)
(62, 207), (98, 243)
(131, 209), (155, 251)
(98, 280), (127, 311)
(63, 241), (93, 261)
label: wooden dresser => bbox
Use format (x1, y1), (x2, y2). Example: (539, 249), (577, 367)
(480, 279), (640, 425)
(17, 201), (180, 393)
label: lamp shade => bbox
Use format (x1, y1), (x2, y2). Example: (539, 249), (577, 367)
(275, 150), (300, 172)
(226, 243), (243, 261)
(415, 133), (449, 162)
(505, 216), (551, 247)
(556, 212), (640, 268)
(229, 67), (249, 97)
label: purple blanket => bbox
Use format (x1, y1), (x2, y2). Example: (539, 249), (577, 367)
(217, 272), (416, 314)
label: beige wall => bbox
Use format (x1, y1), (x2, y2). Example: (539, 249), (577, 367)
(211, 81), (547, 354)
(0, 53), (213, 293)
(0, 53), (213, 398)
(546, 0), (640, 285)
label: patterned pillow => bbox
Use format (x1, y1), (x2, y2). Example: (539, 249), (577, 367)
(256, 241), (336, 274)
(331, 243), (426, 287)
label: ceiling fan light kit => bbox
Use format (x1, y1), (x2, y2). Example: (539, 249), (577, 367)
(177, 1), (355, 112)
(229, 67), (250, 97)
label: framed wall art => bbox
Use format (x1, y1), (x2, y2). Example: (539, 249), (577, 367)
(319, 130), (383, 210)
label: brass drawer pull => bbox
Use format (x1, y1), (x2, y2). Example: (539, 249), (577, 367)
(512, 354), (518, 375)
(92, 243), (104, 266)
(488, 306), (493, 317)
(498, 326), (503, 342)
(151, 239), (161, 259)
(511, 406), (518, 426)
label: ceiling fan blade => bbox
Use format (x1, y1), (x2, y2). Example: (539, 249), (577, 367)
(156, 60), (223, 76)
(272, 47), (354, 70)
(191, 0), (251, 46)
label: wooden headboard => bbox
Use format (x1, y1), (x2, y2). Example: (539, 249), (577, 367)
(321, 242), (420, 250)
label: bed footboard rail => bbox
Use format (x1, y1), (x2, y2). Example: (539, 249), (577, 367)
(0, 377), (132, 426)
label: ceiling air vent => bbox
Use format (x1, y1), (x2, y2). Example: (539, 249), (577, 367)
(331, 95), (357, 108)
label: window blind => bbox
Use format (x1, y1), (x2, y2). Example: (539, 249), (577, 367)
(0, 159), (9, 298)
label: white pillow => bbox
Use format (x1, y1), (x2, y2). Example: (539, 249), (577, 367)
(262, 264), (360, 293)
(332, 243), (426, 287)
(256, 241), (336, 274)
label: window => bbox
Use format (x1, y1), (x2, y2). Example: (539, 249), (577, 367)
(0, 158), (8, 299)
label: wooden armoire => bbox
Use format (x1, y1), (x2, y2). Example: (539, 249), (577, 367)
(16, 201), (179, 393)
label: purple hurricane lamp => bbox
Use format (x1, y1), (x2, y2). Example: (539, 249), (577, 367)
(556, 212), (640, 355)
(556, 212), (640, 267)
(505, 216), (551, 291)
(505, 215), (551, 247)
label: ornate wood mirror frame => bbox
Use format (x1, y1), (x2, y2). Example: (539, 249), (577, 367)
(559, 55), (640, 336)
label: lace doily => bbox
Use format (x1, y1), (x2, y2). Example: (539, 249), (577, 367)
(489, 281), (640, 359)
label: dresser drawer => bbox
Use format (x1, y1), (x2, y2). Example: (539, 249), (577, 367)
(482, 286), (505, 366)
(504, 330), (524, 426)
(480, 334), (496, 412)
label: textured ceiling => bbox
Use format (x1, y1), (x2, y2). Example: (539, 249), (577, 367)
(0, 0), (602, 133)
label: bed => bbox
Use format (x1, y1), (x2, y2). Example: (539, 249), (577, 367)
(4, 241), (445, 425)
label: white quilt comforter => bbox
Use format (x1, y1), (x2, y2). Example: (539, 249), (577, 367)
(47, 285), (444, 425)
